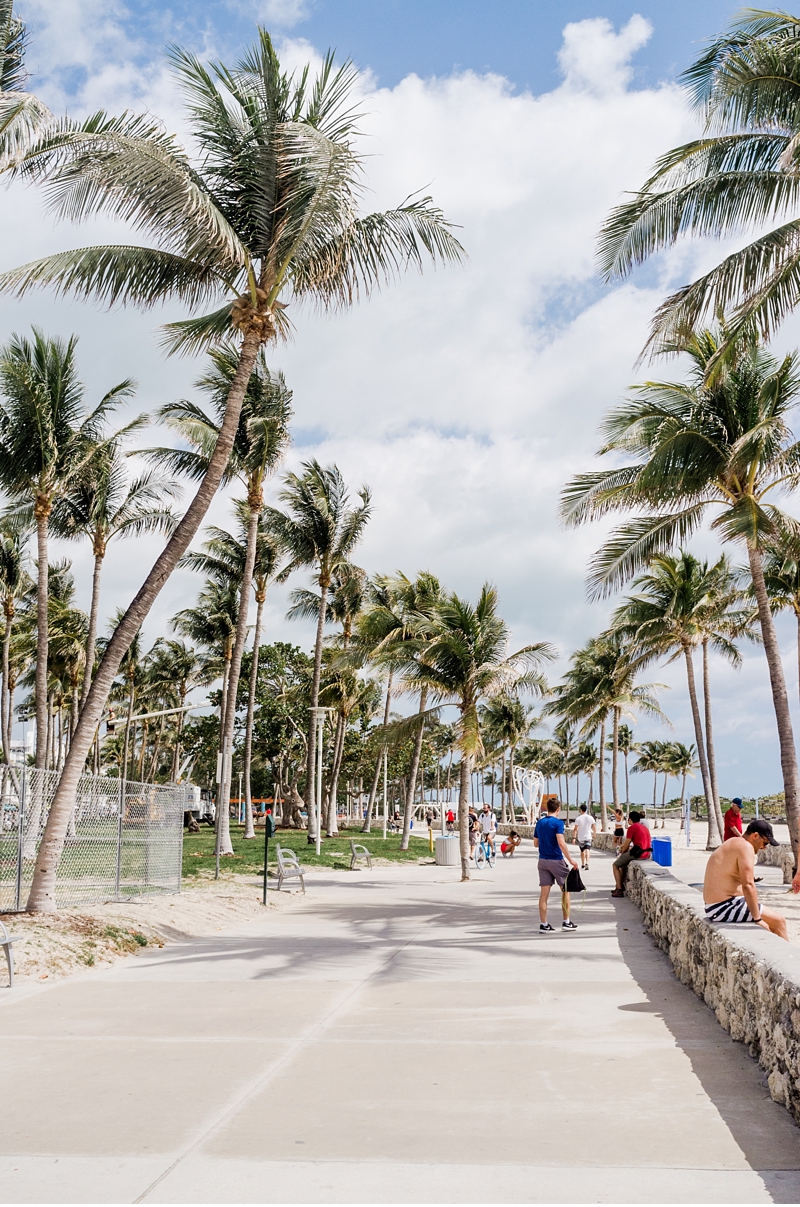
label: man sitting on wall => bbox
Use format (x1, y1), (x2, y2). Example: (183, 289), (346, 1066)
(703, 819), (788, 940)
(610, 810), (651, 898)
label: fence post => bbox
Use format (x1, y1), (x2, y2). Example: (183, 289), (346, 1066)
(14, 765), (26, 911)
(115, 773), (124, 898)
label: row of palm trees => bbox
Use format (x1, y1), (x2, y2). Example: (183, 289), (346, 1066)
(0, 4), (465, 911)
(586, 10), (800, 865)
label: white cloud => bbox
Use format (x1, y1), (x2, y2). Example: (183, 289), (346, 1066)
(5, 10), (796, 792)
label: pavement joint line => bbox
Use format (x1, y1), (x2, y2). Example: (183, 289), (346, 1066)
(131, 913), (439, 1205)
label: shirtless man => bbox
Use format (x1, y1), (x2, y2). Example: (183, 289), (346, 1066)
(703, 819), (788, 940)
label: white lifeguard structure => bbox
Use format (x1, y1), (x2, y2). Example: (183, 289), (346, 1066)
(512, 766), (544, 823)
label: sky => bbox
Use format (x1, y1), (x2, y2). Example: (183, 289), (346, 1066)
(6, 0), (799, 799)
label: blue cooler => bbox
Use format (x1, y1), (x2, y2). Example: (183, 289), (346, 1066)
(651, 836), (672, 867)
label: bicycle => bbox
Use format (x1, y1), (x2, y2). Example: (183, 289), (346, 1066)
(474, 833), (496, 868)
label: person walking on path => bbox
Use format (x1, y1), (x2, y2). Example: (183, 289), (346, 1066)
(479, 802), (497, 857)
(574, 803), (596, 870)
(533, 798), (579, 932)
(724, 797), (743, 842)
(703, 819), (788, 939)
(611, 810), (652, 898)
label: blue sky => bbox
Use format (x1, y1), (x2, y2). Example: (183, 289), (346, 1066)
(10, 2), (800, 800)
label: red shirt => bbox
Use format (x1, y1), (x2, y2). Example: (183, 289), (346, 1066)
(626, 822), (651, 857)
(723, 808), (743, 841)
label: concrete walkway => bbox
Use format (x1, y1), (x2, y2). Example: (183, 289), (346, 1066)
(2, 844), (799, 1204)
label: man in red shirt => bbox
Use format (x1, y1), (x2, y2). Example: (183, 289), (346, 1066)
(723, 797), (743, 842)
(611, 810), (652, 898)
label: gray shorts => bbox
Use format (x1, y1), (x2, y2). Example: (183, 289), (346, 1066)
(538, 858), (569, 887)
(578, 841), (592, 851)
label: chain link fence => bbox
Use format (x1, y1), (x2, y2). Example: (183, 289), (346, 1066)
(0, 768), (186, 911)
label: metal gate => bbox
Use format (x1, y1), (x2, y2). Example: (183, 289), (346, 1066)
(0, 768), (186, 911)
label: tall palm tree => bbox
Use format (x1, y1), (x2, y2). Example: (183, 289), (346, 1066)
(616, 723), (636, 810)
(0, 330), (132, 769)
(144, 639), (210, 782)
(666, 741), (698, 830)
(6, 33), (463, 911)
(410, 585), (553, 881)
(481, 693), (530, 823)
(632, 740), (667, 817)
(48, 443), (178, 708)
(289, 563), (367, 836)
(563, 329), (800, 860)
(173, 579), (239, 855)
(612, 552), (743, 849)
(0, 520), (30, 759)
(0, 0), (50, 168)
(145, 345), (291, 836)
(598, 9), (800, 355)
(266, 461), (371, 841)
(547, 633), (664, 831)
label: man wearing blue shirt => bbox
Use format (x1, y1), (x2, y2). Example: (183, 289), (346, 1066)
(534, 798), (579, 932)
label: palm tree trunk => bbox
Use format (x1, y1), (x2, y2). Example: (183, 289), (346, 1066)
(326, 711), (346, 836)
(680, 769), (687, 830)
(6, 675), (14, 763)
(611, 707), (620, 810)
(624, 752), (630, 810)
(748, 544), (800, 862)
(458, 751), (471, 881)
(682, 643), (721, 849)
(797, 610), (800, 711)
(218, 504), (261, 853)
(363, 672), (393, 833)
(26, 326), (263, 912)
(1, 603), (11, 763)
(242, 592), (265, 841)
(34, 502), (50, 769)
(170, 700), (185, 782)
(598, 715), (607, 831)
(401, 688), (428, 851)
(304, 580), (329, 845)
(80, 550), (104, 710)
(500, 748), (507, 823)
(702, 638), (724, 837)
(215, 653), (233, 857)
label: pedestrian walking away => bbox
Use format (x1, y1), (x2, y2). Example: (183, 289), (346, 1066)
(611, 810), (651, 897)
(723, 797), (743, 842)
(574, 803), (596, 870)
(533, 798), (579, 932)
(468, 807), (479, 858)
(703, 819), (788, 939)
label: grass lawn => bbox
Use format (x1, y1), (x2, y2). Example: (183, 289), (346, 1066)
(182, 822), (436, 878)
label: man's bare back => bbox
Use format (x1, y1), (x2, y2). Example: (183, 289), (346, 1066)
(703, 824), (788, 940)
(704, 837), (756, 904)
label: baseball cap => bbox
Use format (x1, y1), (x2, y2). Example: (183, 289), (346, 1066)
(744, 819), (779, 845)
(732, 797), (742, 806)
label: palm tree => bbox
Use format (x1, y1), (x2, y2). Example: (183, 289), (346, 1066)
(547, 633), (664, 832)
(598, 10), (800, 355)
(173, 580), (239, 855)
(289, 563), (367, 836)
(48, 443), (178, 708)
(666, 741), (698, 831)
(144, 639), (210, 782)
(0, 520), (30, 759)
(145, 345), (291, 837)
(616, 723), (636, 810)
(612, 552), (743, 849)
(632, 740), (667, 816)
(562, 329), (800, 860)
(481, 693), (531, 823)
(0, 0), (50, 168)
(410, 585), (552, 881)
(0, 330), (132, 769)
(266, 461), (371, 841)
(760, 538), (800, 707)
(6, 33), (463, 911)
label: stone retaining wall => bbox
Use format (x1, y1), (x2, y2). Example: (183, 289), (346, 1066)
(627, 861), (800, 1123)
(757, 843), (795, 884)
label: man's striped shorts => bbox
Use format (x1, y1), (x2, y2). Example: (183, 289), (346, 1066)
(704, 895), (754, 924)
